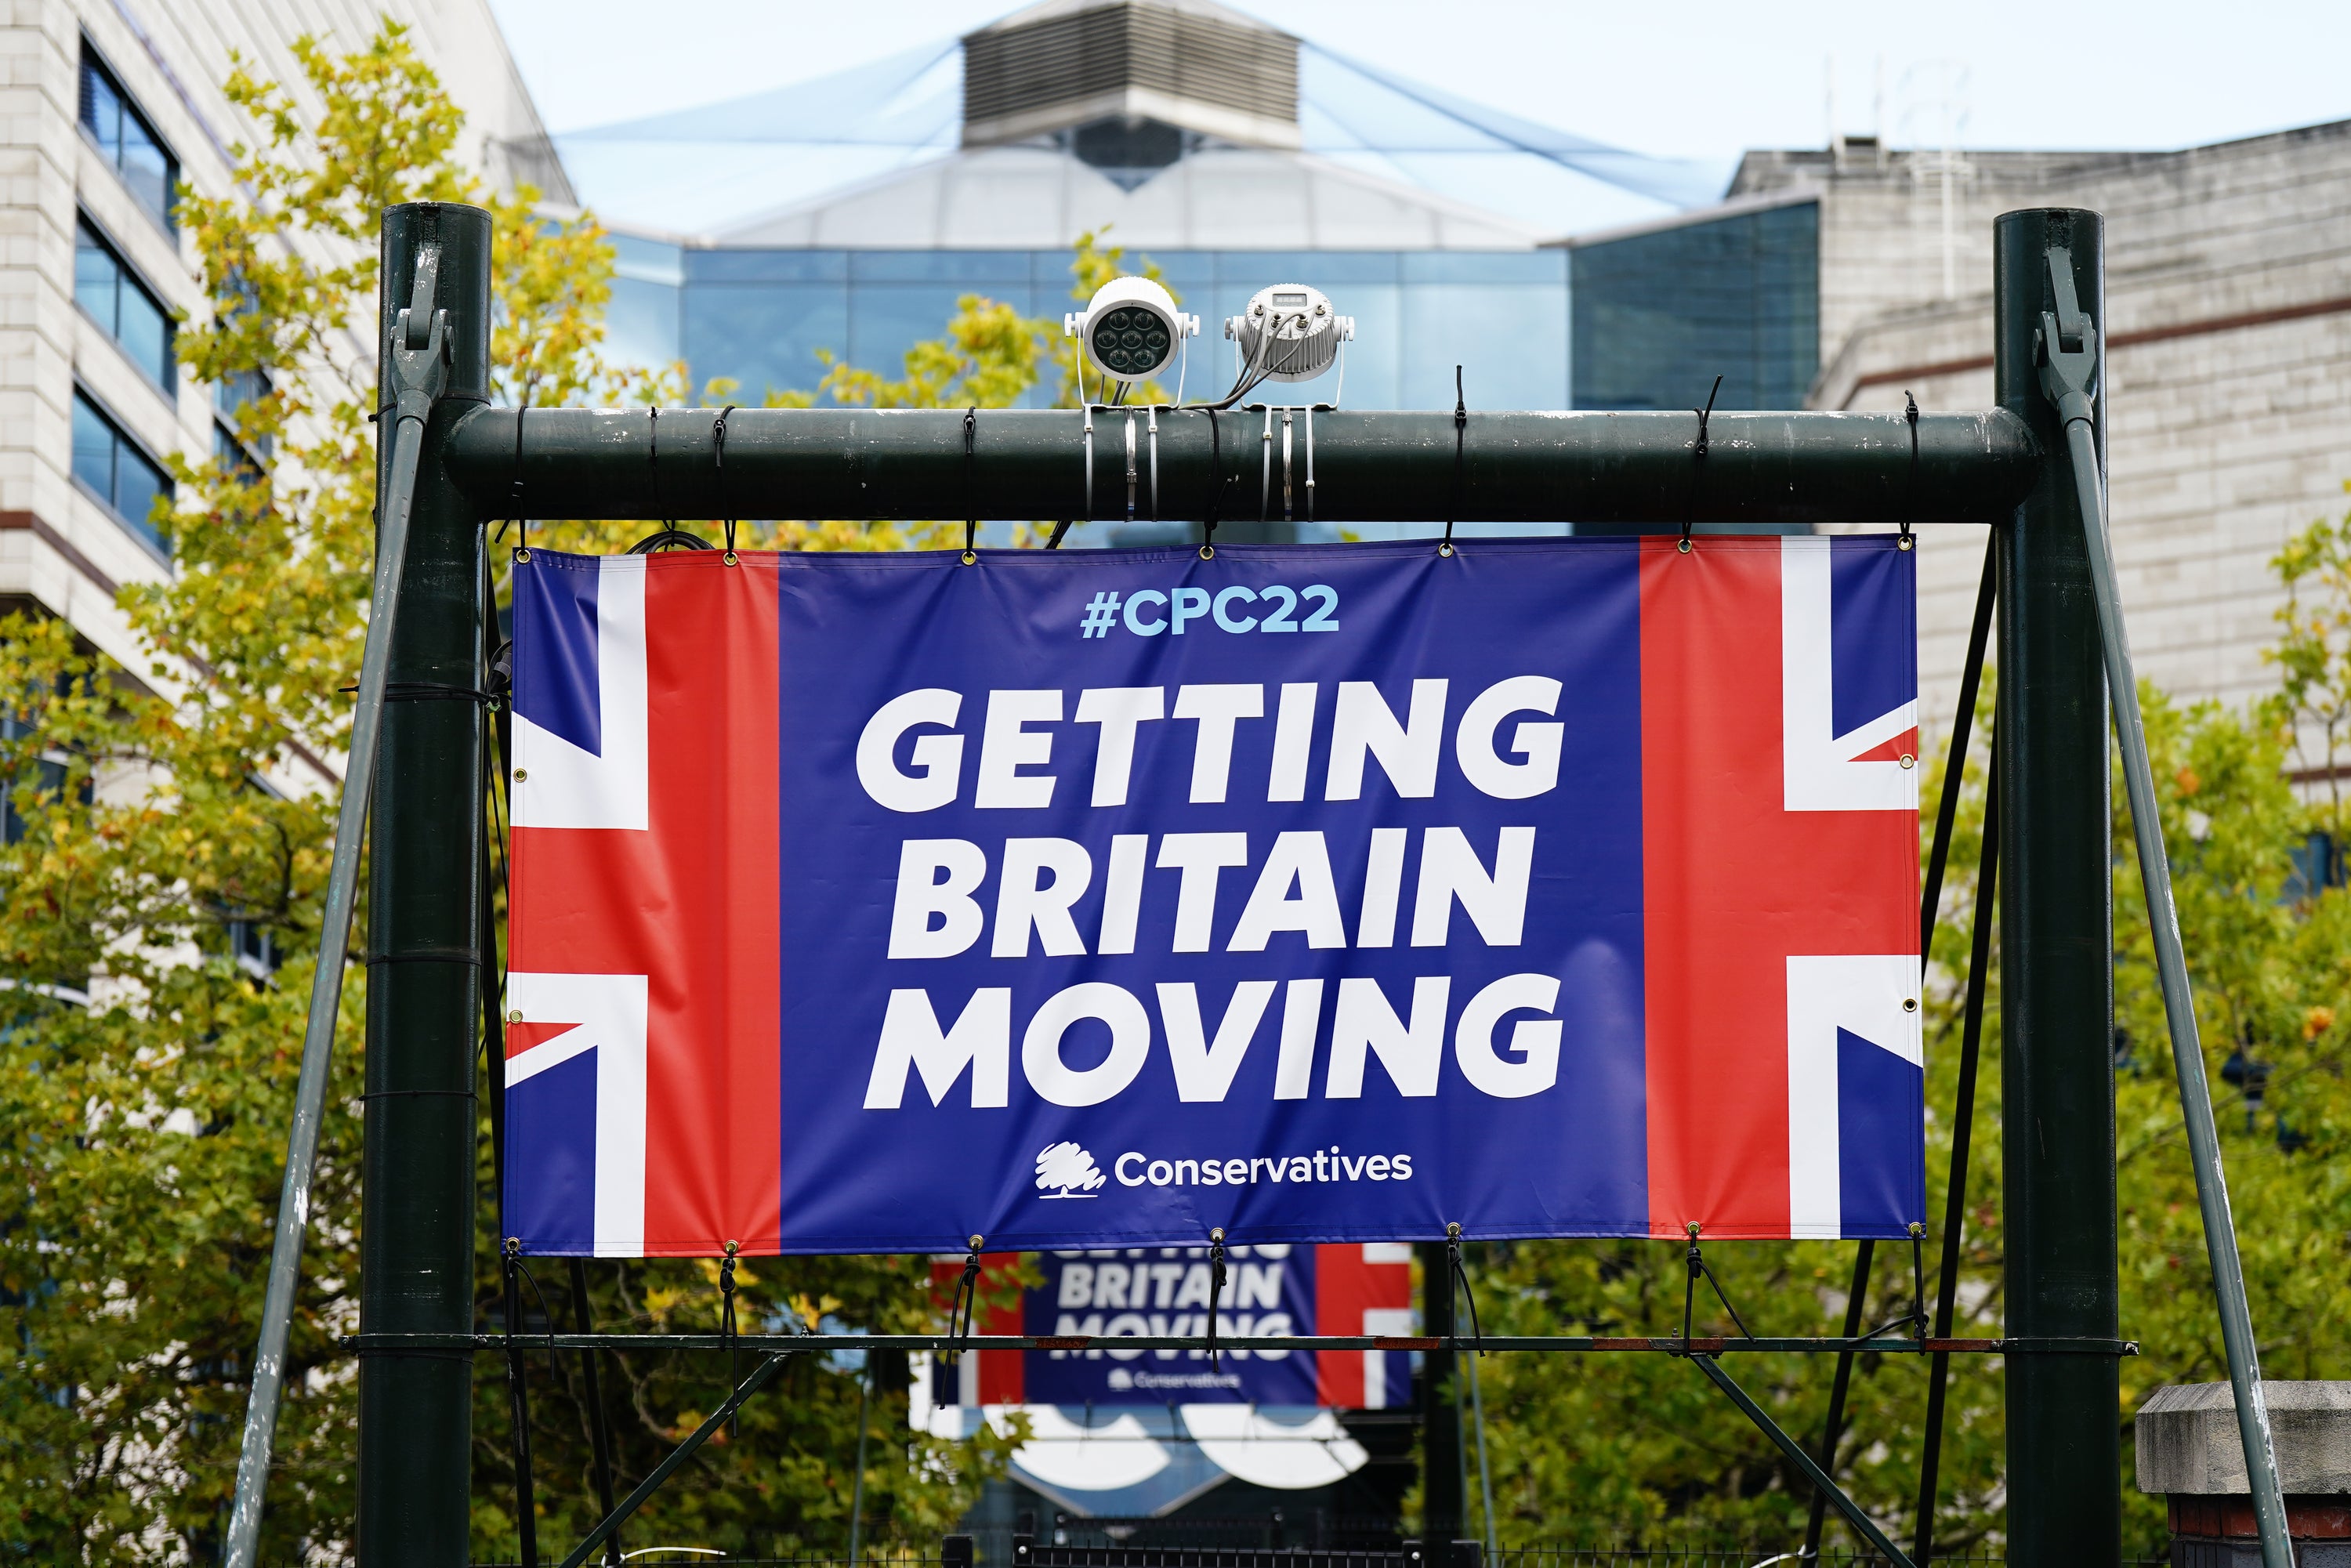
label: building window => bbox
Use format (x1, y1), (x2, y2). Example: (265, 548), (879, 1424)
(214, 367), (272, 468)
(74, 218), (174, 389)
(71, 389), (172, 551)
(78, 45), (176, 233)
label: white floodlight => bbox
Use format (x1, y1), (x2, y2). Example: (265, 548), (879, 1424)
(1065, 276), (1198, 390)
(1225, 284), (1355, 384)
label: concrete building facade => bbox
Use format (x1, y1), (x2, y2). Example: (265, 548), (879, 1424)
(1744, 126), (2351, 765)
(0, 0), (562, 697)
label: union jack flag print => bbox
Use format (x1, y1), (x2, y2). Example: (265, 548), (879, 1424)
(501, 535), (1921, 1257)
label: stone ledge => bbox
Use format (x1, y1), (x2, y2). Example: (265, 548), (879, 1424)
(2138, 1382), (2351, 1495)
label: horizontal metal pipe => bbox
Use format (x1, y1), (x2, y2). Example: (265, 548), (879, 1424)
(443, 406), (2041, 526)
(344, 1331), (2133, 1356)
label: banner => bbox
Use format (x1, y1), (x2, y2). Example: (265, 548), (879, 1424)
(936, 1244), (1415, 1409)
(502, 536), (1921, 1257)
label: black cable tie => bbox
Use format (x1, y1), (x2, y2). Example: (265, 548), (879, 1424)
(1208, 1234), (1227, 1361)
(357, 1088), (480, 1099)
(509, 400), (531, 561)
(1681, 374), (1722, 554)
(947, 1235), (984, 1365)
(1441, 366), (1465, 556)
(1900, 391), (1921, 550)
(962, 407), (979, 563)
(1202, 407), (1222, 557)
(715, 404), (740, 563)
(647, 404), (661, 521)
(720, 1239), (741, 1437)
(1910, 1221), (1929, 1341)
(1446, 1221), (1484, 1356)
(339, 680), (501, 707)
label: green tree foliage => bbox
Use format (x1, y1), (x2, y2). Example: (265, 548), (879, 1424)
(0, 25), (1015, 1563)
(1460, 528), (2351, 1556)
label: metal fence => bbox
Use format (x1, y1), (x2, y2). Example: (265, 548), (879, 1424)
(462, 1552), (2171, 1567)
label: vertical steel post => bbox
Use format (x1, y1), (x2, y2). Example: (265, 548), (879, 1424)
(357, 201), (493, 1566)
(1418, 1241), (1463, 1542)
(1993, 208), (2119, 1568)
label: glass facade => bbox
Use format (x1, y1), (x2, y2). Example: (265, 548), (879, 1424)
(71, 389), (171, 552)
(1569, 199), (1819, 411)
(617, 246), (1571, 414)
(74, 217), (174, 389)
(614, 215), (1819, 422)
(78, 45), (176, 234)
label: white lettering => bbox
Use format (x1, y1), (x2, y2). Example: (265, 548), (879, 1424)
(1325, 976), (1452, 1099)
(1454, 972), (1563, 1099)
(992, 838), (1092, 958)
(1173, 684), (1265, 803)
(1235, 1263), (1284, 1310)
(1274, 978), (1322, 1100)
(1059, 1264), (1095, 1308)
(1096, 833), (1148, 955)
(1456, 675), (1565, 799)
(1157, 980), (1277, 1102)
(1227, 831), (1346, 950)
(864, 988), (1010, 1108)
(856, 689), (965, 813)
(1268, 683), (1317, 802)
(976, 689), (1061, 809)
(1023, 983), (1152, 1106)
(1326, 680), (1447, 800)
(1412, 826), (1534, 947)
(1155, 832), (1249, 952)
(1115, 1153), (1147, 1187)
(1356, 827), (1407, 948)
(1075, 687), (1165, 807)
(887, 839), (987, 959)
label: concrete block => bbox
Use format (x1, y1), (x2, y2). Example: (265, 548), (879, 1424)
(2138, 1381), (2351, 1495)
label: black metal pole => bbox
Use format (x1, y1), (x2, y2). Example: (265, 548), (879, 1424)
(438, 406), (2040, 526)
(1418, 1241), (1463, 1543)
(1916, 761), (1999, 1564)
(357, 201), (493, 1568)
(1993, 208), (2118, 1568)
(1799, 1240), (1872, 1561)
(569, 1258), (624, 1564)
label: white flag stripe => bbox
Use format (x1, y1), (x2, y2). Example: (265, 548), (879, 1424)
(1780, 537), (1919, 813)
(506, 971), (650, 1258)
(513, 556), (650, 831)
(1787, 954), (1921, 1240)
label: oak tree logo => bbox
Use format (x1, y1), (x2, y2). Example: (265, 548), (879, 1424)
(1035, 1141), (1107, 1199)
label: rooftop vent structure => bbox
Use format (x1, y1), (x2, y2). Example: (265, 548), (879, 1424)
(962, 0), (1302, 180)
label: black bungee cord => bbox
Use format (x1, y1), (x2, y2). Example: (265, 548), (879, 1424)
(1680, 374), (1723, 555)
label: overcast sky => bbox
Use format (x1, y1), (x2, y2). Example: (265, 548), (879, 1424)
(491, 0), (2351, 160)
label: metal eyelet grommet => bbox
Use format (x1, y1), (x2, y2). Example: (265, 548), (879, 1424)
(1199, 544), (1215, 560)
(961, 549), (979, 566)
(513, 547), (531, 563)
(505, 1009), (523, 1024)
(1437, 541), (1454, 558)
(1898, 534), (1916, 552)
(723, 550), (739, 567)
(1676, 538), (1693, 555)
(1900, 754), (1917, 770)
(512, 768), (528, 782)
(1903, 998), (1919, 1013)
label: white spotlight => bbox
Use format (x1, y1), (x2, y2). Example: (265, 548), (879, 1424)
(1066, 277), (1198, 389)
(1225, 284), (1354, 383)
